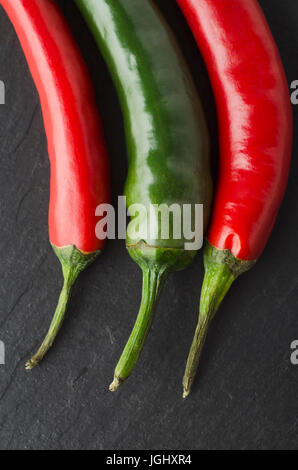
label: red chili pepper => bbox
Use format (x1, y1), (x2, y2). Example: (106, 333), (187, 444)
(1, 0), (110, 368)
(177, 0), (293, 396)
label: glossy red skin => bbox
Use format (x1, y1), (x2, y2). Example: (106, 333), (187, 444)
(177, 0), (292, 261)
(1, 0), (110, 253)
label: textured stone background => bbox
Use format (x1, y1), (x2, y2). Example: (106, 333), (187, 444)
(0, 0), (297, 450)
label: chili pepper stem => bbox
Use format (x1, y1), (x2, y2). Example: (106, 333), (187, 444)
(109, 267), (168, 391)
(26, 245), (99, 370)
(182, 246), (235, 398)
(182, 315), (211, 398)
(25, 266), (79, 370)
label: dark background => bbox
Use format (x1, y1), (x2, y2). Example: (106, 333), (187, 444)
(0, 0), (297, 450)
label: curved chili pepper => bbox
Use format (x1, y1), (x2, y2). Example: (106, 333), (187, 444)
(177, 0), (293, 396)
(0, 0), (110, 368)
(75, 0), (213, 390)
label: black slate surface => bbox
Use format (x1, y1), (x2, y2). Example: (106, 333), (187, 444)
(0, 0), (297, 451)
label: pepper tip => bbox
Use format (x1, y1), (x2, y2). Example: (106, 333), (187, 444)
(25, 359), (37, 371)
(109, 377), (122, 392)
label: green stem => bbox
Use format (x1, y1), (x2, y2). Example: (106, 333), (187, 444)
(110, 267), (168, 391)
(182, 242), (255, 398)
(182, 263), (234, 398)
(26, 245), (99, 370)
(25, 267), (79, 370)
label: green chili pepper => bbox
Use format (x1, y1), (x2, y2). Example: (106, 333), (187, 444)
(75, 0), (213, 390)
